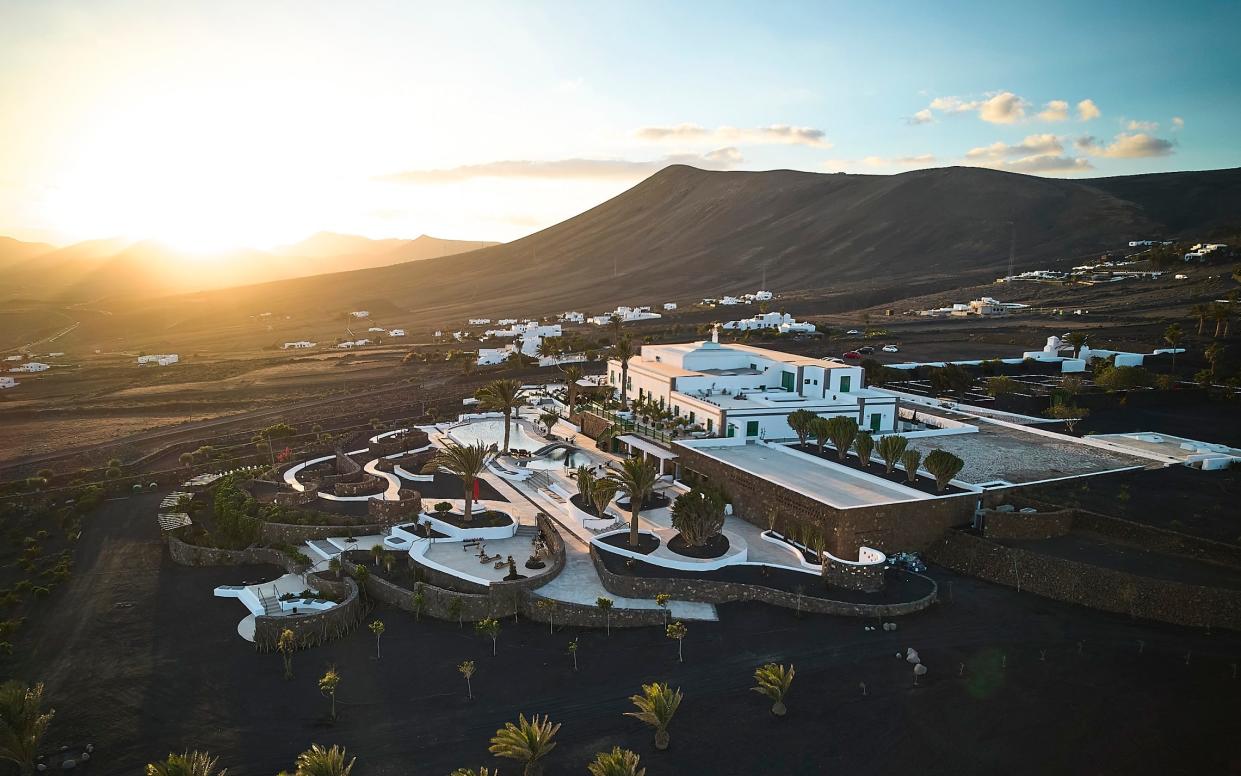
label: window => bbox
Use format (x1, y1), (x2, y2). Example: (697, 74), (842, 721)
(625, 377), (632, 390)
(689, 411), (696, 425)
(746, 420), (759, 437)
(839, 375), (852, 393)
(707, 418), (714, 432)
(609, 370), (615, 385)
(674, 405), (680, 417)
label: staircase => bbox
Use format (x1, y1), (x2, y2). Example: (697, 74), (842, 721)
(527, 470), (553, 492)
(515, 524), (540, 539)
(256, 588), (282, 616)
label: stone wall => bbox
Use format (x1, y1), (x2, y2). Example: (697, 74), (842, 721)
(578, 411), (612, 441)
(253, 576), (367, 651)
(591, 547), (936, 618)
(822, 557), (885, 593)
(980, 507), (1075, 541)
(676, 445), (977, 557)
(370, 429), (430, 457)
(273, 485), (319, 507)
(368, 490), (422, 526)
(257, 520), (384, 544)
(334, 474), (385, 496)
(166, 536), (298, 569)
(927, 531), (1241, 631)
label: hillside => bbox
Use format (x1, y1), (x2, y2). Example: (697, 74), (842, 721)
(138, 164), (1241, 323)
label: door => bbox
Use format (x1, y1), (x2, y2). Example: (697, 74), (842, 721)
(870, 412), (882, 432)
(781, 371), (795, 392)
(746, 420), (760, 437)
(839, 375), (852, 393)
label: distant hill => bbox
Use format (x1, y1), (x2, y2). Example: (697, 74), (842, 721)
(135, 164), (1241, 324)
(0, 233), (499, 301)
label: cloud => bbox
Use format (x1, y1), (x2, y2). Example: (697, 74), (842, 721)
(377, 148), (744, 183)
(1125, 119), (1159, 131)
(965, 134), (1064, 160)
(1172, 116), (1185, 130)
(1076, 132), (1175, 158)
(1038, 100), (1070, 122)
(920, 91), (1026, 124)
(1077, 99), (1101, 121)
(1003, 155), (1093, 173)
(907, 108), (934, 125)
(634, 123), (830, 148)
(978, 91), (1027, 124)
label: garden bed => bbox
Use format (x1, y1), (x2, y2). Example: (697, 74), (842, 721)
(615, 491), (672, 511)
(407, 472), (509, 502)
(668, 534), (730, 559)
(569, 493), (604, 517)
(788, 443), (971, 495)
(597, 531), (661, 555)
(422, 509), (513, 529)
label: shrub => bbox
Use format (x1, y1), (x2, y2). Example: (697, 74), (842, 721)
(670, 488), (726, 547)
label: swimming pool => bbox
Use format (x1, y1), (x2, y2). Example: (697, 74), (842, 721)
(448, 419), (544, 452)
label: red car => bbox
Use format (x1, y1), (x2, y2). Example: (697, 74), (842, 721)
(843, 350), (862, 359)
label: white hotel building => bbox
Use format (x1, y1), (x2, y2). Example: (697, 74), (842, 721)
(607, 335), (897, 440)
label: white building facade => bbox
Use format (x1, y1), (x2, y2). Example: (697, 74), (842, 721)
(607, 337), (897, 440)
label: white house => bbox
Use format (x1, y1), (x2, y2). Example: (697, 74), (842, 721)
(137, 354), (178, 366)
(367, 327), (386, 333)
(560, 311), (585, 323)
(590, 306), (662, 325)
(350, 310), (370, 319)
(283, 341), (316, 349)
(388, 329), (406, 337)
(477, 345), (515, 366)
(11, 362), (50, 373)
(0, 376), (18, 389)
(663, 302), (678, 311)
(337, 339), (369, 349)
(4, 355), (22, 362)
(721, 312), (815, 333)
(468, 318), (492, 325)
(752, 290), (773, 301)
(719, 296), (742, 306)
(497, 318), (518, 326)
(47, 352), (64, 357)
(607, 333), (897, 440)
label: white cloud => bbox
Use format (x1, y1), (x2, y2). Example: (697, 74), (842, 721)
(1172, 116), (1185, 130)
(635, 123), (831, 148)
(1038, 100), (1070, 122)
(1125, 119), (1159, 131)
(378, 148), (744, 183)
(965, 134), (1064, 160)
(1077, 99), (1101, 121)
(1076, 132), (1174, 158)
(907, 108), (934, 125)
(928, 95), (979, 114)
(978, 91), (1027, 124)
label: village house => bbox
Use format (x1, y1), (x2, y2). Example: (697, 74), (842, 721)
(137, 354), (179, 366)
(0, 376), (18, 389)
(721, 311), (816, 333)
(350, 310), (370, 318)
(282, 341), (316, 349)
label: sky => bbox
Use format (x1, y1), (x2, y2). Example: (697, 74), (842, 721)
(1, 0), (1238, 251)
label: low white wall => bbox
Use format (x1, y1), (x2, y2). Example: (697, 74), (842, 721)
(591, 528), (749, 572)
(421, 511), (518, 541)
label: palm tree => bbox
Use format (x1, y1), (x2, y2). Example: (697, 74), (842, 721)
(277, 628), (296, 680)
(614, 456), (659, 548)
(590, 477), (620, 521)
(809, 416), (831, 455)
(852, 431), (874, 467)
(145, 751), (226, 776)
(787, 409), (817, 446)
(825, 416), (858, 462)
(901, 449), (922, 484)
(625, 682), (683, 750)
(1212, 303), (1232, 338)
(489, 714), (560, 776)
(588, 747), (646, 776)
(292, 744), (355, 776)
(612, 337), (636, 409)
(1064, 331), (1087, 358)
(1163, 323), (1184, 373)
(1204, 342), (1226, 381)
(752, 663), (796, 716)
(923, 449), (964, 492)
(318, 666), (341, 721)
(475, 379), (527, 453)
(539, 410), (560, 435)
(597, 597), (614, 635)
(1191, 303), (1210, 336)
(0, 681), (54, 776)
(561, 364), (584, 416)
(876, 434), (908, 474)
(422, 440), (494, 522)
(369, 620), (385, 659)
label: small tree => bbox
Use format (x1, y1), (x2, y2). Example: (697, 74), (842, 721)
(809, 416), (831, 455)
(292, 744), (355, 776)
(318, 666), (341, 721)
(655, 593), (671, 625)
(901, 449), (922, 484)
(588, 747), (645, 776)
(411, 583), (426, 622)
(597, 597), (614, 635)
(277, 628), (296, 680)
(787, 409), (817, 446)
(825, 416), (858, 461)
(876, 434), (908, 474)
(1164, 323), (1184, 373)
(489, 714), (560, 776)
(458, 660), (476, 699)
(666, 621), (688, 662)
(1044, 402), (1090, 434)
(752, 663), (796, 716)
(370, 544), (383, 567)
(369, 620), (385, 659)
(476, 617), (501, 656)
(669, 487), (725, 547)
(591, 477), (621, 520)
(447, 596), (464, 628)
(985, 376), (1020, 397)
(625, 682), (683, 751)
(568, 639), (579, 671)
(923, 449), (964, 492)
(0, 681), (54, 775)
(145, 751), (225, 776)
(178, 452), (194, 467)
(852, 431), (874, 466)
(539, 411), (560, 435)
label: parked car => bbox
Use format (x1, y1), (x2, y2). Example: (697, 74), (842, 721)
(846, 329), (862, 335)
(857, 346), (875, 355)
(882, 344), (900, 353)
(843, 350), (862, 360)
